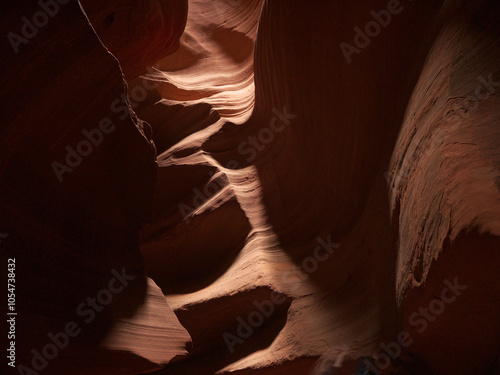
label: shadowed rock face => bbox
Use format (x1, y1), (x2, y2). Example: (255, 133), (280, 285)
(389, 5), (500, 372)
(1, 0), (499, 374)
(79, 0), (188, 79)
(0, 1), (189, 374)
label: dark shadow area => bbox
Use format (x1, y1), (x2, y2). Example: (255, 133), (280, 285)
(136, 102), (220, 155)
(145, 287), (292, 375)
(142, 198), (251, 295)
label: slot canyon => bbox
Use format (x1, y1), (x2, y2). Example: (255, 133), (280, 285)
(1, 0), (499, 374)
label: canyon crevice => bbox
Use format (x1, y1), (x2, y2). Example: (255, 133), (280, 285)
(1, 0), (499, 374)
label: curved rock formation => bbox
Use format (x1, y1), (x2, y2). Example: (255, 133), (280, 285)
(1, 0), (499, 374)
(0, 1), (189, 374)
(389, 5), (500, 373)
(137, 0), (500, 374)
(80, 0), (188, 79)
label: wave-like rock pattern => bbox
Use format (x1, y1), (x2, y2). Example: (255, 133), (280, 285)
(1, 0), (499, 374)
(0, 1), (190, 374)
(388, 6), (500, 373)
(137, 1), (500, 374)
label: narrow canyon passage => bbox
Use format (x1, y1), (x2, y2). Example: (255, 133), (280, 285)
(1, 1), (499, 375)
